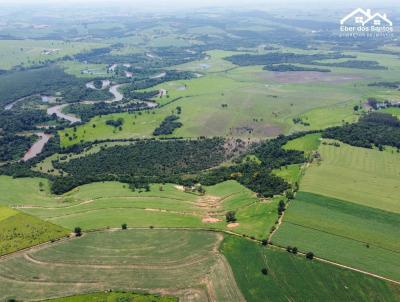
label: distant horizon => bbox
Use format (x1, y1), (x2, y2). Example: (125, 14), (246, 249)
(0, 0), (399, 10)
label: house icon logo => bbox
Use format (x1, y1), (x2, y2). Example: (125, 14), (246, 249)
(340, 8), (394, 36)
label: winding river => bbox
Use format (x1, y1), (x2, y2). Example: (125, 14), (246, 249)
(22, 132), (51, 162)
(6, 80), (158, 161)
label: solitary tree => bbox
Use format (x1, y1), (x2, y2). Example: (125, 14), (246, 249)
(74, 227), (82, 237)
(121, 223), (127, 230)
(261, 268), (268, 275)
(261, 239), (268, 246)
(226, 211), (237, 223)
(306, 252), (314, 260)
(292, 247), (298, 254)
(286, 246), (292, 253)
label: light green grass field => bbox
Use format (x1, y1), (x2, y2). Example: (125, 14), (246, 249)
(272, 164), (302, 184)
(283, 133), (321, 153)
(44, 292), (177, 302)
(272, 192), (400, 280)
(58, 60), (110, 78)
(0, 230), (243, 302)
(382, 107), (400, 118)
(60, 110), (168, 147)
(0, 177), (277, 239)
(0, 207), (69, 256)
(301, 140), (400, 213)
(0, 40), (107, 70)
(222, 235), (400, 302)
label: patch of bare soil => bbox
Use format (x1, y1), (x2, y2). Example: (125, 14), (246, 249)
(258, 71), (370, 84)
(202, 217), (222, 223)
(175, 185), (185, 191)
(227, 223), (240, 228)
(230, 123), (283, 137)
(196, 195), (222, 211)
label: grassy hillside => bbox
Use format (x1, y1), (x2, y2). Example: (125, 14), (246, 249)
(301, 140), (400, 213)
(0, 230), (243, 302)
(222, 236), (400, 302)
(272, 192), (400, 280)
(0, 40), (107, 70)
(0, 177), (278, 239)
(0, 206), (69, 256)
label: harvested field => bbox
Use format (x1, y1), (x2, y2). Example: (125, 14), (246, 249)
(0, 229), (243, 302)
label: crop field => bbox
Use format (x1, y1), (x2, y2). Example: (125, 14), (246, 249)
(0, 229), (244, 302)
(272, 192), (400, 280)
(45, 292), (178, 302)
(0, 177), (277, 239)
(300, 140), (400, 213)
(0, 206), (69, 256)
(0, 40), (107, 70)
(221, 236), (400, 302)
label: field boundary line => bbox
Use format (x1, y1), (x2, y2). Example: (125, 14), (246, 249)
(284, 220), (400, 254)
(268, 242), (400, 285)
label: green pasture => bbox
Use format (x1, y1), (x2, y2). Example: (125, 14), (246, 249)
(44, 292), (177, 302)
(58, 60), (110, 78)
(382, 107), (400, 118)
(222, 236), (400, 302)
(0, 40), (107, 70)
(0, 207), (69, 256)
(301, 140), (400, 213)
(272, 164), (302, 184)
(283, 133), (321, 153)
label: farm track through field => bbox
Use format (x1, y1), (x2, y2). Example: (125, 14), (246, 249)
(15, 194), (193, 210)
(46, 207), (201, 220)
(23, 252), (212, 270)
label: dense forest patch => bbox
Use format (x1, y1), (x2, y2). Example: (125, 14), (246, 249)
(0, 65), (112, 107)
(323, 112), (400, 149)
(225, 52), (353, 66)
(263, 64), (330, 72)
(153, 115), (183, 136)
(0, 134), (36, 161)
(51, 138), (226, 193)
